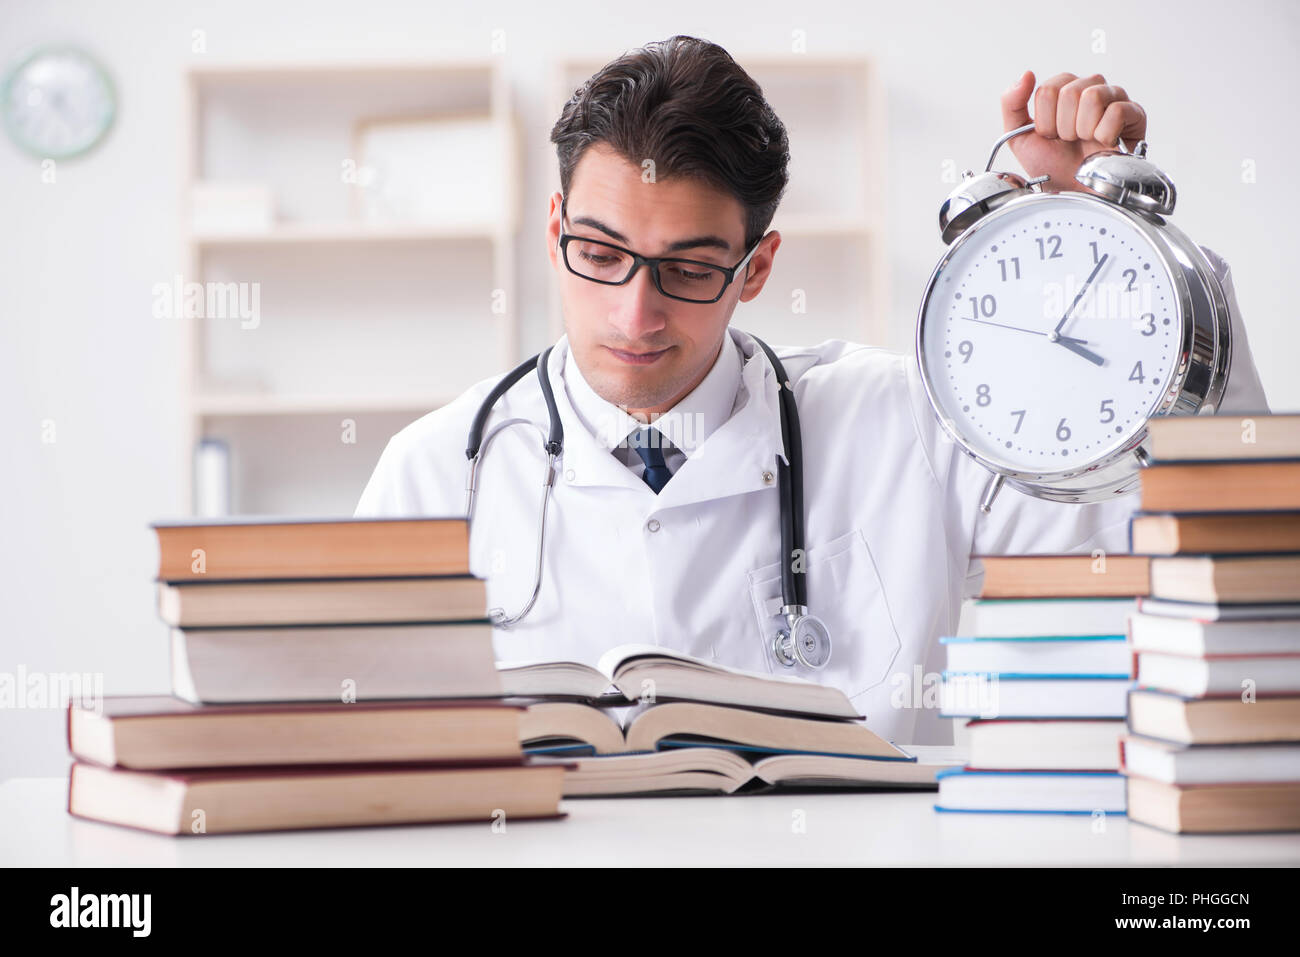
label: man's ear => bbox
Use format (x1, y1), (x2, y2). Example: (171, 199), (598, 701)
(737, 231), (782, 303)
(546, 191), (563, 270)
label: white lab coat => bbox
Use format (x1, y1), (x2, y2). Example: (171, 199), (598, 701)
(355, 245), (1269, 744)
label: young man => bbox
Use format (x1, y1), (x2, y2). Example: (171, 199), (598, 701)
(356, 36), (1268, 744)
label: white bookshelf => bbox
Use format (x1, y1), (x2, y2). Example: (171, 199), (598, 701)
(180, 61), (520, 516)
(548, 55), (889, 349)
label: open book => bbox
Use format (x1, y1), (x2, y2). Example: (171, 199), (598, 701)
(526, 744), (968, 796)
(518, 699), (893, 759)
(497, 644), (861, 719)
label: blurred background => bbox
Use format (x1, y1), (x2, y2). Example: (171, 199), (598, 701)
(4, 0), (1297, 777)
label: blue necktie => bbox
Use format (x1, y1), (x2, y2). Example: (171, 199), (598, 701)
(630, 427), (673, 493)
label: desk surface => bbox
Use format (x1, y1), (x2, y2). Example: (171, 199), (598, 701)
(4, 777), (1299, 866)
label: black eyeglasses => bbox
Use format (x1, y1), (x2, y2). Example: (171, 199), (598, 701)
(557, 196), (762, 304)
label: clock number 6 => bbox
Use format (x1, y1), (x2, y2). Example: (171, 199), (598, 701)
(1056, 418), (1071, 442)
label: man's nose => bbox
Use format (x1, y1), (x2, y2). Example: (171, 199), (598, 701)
(607, 263), (667, 341)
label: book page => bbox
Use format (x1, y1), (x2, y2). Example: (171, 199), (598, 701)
(596, 642), (827, 687)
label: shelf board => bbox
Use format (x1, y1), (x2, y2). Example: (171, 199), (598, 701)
(195, 393), (452, 416)
(192, 222), (503, 247)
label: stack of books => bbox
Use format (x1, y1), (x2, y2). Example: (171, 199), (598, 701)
(1122, 413), (1300, 833)
(934, 554), (1150, 816)
(499, 646), (965, 794)
(66, 516), (568, 835)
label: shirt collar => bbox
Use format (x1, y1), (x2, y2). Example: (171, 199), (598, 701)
(541, 328), (788, 502)
(562, 332), (744, 459)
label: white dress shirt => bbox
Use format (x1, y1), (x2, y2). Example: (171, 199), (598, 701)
(563, 333), (745, 482)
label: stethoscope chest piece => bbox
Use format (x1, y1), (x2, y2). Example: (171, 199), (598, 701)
(773, 607), (832, 669)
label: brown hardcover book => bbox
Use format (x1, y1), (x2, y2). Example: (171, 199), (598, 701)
(68, 696), (524, 770)
(1149, 554), (1300, 603)
(1126, 688), (1300, 744)
(68, 760), (570, 835)
(974, 554), (1150, 598)
(1129, 511), (1300, 555)
(1126, 776), (1300, 833)
(1145, 413), (1300, 462)
(152, 517), (470, 581)
(156, 576), (488, 627)
(1139, 462), (1300, 513)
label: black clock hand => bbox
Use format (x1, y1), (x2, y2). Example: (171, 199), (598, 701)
(1051, 334), (1105, 366)
(963, 316), (1089, 344)
(1054, 253), (1109, 335)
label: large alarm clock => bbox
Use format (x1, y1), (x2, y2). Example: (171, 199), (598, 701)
(915, 122), (1231, 511)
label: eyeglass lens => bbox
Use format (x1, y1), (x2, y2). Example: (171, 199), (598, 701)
(565, 238), (728, 302)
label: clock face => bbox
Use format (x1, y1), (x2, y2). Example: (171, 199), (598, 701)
(918, 195), (1183, 478)
(3, 47), (115, 159)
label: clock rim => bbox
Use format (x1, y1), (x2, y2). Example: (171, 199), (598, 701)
(2, 44), (117, 161)
(915, 189), (1199, 484)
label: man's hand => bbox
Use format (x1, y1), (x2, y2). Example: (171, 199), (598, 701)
(999, 70), (1148, 194)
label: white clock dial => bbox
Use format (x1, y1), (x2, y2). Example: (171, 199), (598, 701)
(920, 198), (1180, 476)
(3, 47), (115, 159)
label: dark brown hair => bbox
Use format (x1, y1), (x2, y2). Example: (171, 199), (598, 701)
(549, 35), (790, 251)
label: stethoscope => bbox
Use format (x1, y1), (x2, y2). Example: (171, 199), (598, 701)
(464, 334), (832, 670)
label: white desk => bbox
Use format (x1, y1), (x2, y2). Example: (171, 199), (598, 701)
(4, 776), (1298, 866)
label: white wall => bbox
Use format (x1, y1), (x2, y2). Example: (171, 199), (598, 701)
(4, 0), (1297, 777)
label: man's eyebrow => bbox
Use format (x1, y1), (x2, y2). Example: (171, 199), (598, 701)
(570, 213), (732, 254)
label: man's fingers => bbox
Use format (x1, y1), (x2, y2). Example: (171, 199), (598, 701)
(1093, 99), (1147, 150)
(1075, 84), (1126, 143)
(1033, 72), (1079, 139)
(1056, 74), (1109, 142)
(1000, 69), (1145, 152)
(1000, 69), (1034, 130)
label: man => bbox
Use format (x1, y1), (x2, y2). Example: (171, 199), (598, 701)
(356, 36), (1269, 744)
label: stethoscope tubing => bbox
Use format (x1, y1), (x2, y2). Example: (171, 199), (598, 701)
(465, 335), (811, 630)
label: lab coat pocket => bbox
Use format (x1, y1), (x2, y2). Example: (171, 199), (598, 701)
(745, 527), (903, 699)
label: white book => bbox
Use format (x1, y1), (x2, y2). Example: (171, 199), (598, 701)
(943, 635), (1130, 675)
(969, 598), (1136, 637)
(171, 622), (500, 704)
(1137, 597), (1300, 620)
(967, 719), (1124, 770)
(940, 674), (1131, 718)
(936, 769), (1126, 812)
(1136, 653), (1300, 697)
(1129, 612), (1300, 657)
(1122, 735), (1300, 785)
